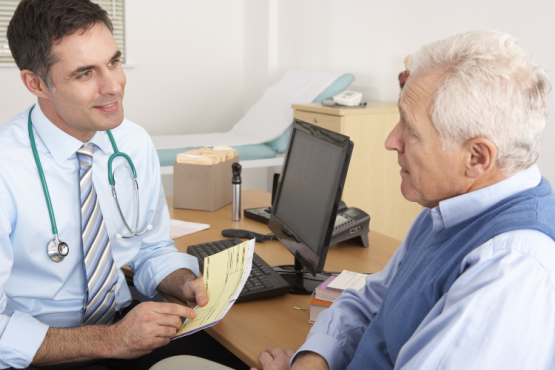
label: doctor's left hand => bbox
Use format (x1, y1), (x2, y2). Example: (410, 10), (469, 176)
(157, 268), (208, 308)
(181, 275), (207, 308)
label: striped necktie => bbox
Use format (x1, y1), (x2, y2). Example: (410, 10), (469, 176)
(77, 143), (118, 325)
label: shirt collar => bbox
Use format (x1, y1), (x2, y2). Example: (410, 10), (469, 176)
(428, 165), (542, 235)
(30, 102), (113, 165)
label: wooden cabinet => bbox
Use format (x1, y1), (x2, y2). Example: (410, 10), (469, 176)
(292, 103), (422, 241)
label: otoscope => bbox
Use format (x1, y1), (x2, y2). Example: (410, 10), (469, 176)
(232, 163), (242, 221)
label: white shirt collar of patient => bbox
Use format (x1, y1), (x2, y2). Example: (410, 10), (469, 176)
(427, 165), (542, 236)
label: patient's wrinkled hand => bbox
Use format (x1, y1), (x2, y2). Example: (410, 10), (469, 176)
(252, 347), (296, 370)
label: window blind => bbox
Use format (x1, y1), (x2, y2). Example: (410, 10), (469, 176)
(0, 0), (18, 63)
(0, 0), (125, 64)
(93, 0), (126, 63)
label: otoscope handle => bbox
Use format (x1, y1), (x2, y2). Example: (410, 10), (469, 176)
(232, 163), (242, 221)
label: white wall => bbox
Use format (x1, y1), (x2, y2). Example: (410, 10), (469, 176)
(124, 0), (245, 135)
(1, 0), (554, 185)
(275, 0), (555, 183)
(0, 0), (246, 136)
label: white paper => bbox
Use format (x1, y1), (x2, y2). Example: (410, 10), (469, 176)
(170, 219), (210, 239)
(327, 270), (367, 292)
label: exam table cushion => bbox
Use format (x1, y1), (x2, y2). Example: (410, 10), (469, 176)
(157, 73), (355, 164)
(264, 73), (355, 154)
(157, 144), (278, 167)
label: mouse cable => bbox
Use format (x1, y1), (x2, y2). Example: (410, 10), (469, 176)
(221, 229), (278, 243)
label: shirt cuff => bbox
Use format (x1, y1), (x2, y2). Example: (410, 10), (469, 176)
(0, 311), (49, 369)
(134, 252), (200, 298)
(291, 334), (346, 370)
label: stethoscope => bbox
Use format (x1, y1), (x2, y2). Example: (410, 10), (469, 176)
(28, 106), (152, 263)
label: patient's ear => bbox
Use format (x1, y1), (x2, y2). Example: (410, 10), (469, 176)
(464, 138), (498, 179)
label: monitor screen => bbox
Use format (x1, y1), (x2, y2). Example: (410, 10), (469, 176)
(269, 119), (353, 276)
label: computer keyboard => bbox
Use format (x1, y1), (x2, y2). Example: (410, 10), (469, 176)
(187, 238), (292, 303)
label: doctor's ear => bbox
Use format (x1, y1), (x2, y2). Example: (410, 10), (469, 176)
(464, 138), (498, 179)
(20, 70), (52, 98)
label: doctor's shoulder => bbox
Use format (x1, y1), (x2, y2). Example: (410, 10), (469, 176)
(109, 118), (155, 151)
(0, 109), (31, 158)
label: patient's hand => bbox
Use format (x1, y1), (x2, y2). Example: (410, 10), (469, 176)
(253, 347), (295, 370)
(253, 348), (329, 370)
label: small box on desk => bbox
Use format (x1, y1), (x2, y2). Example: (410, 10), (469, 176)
(173, 157), (239, 211)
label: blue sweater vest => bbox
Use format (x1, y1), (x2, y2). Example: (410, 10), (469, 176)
(347, 178), (555, 370)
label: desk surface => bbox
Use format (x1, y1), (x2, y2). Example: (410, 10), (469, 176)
(166, 189), (401, 368)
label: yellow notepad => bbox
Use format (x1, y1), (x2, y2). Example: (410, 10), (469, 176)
(174, 239), (255, 338)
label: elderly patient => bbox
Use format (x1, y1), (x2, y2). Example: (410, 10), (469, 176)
(255, 30), (554, 370)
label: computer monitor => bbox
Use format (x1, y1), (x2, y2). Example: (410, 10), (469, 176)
(268, 119), (354, 294)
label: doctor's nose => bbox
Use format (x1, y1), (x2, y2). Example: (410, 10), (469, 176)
(99, 69), (125, 96)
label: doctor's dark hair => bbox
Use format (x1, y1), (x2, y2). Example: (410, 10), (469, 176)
(7, 0), (113, 90)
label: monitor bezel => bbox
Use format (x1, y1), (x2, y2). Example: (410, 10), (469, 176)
(268, 119), (353, 275)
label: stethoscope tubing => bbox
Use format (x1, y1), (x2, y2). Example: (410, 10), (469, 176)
(28, 106), (59, 236)
(28, 105), (151, 261)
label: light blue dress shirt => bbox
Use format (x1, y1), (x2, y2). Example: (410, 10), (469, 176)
(0, 104), (200, 369)
(296, 165), (555, 369)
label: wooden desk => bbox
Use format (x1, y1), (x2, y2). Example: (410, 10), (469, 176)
(167, 189), (401, 368)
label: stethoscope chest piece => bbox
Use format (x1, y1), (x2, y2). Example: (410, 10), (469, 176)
(47, 236), (69, 263)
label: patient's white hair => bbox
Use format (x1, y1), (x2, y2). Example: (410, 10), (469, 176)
(409, 30), (551, 176)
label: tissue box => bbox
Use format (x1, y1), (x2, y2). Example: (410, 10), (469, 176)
(173, 157), (239, 211)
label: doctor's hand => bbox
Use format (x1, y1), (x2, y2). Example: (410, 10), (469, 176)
(109, 301), (195, 359)
(181, 275), (208, 308)
(157, 268), (208, 308)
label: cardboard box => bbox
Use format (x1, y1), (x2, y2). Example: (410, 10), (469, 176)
(173, 157), (239, 211)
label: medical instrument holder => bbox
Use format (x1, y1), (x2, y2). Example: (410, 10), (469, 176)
(232, 163), (242, 221)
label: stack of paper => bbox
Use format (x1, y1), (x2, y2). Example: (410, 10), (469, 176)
(314, 276), (340, 302)
(176, 147), (238, 165)
(309, 271), (368, 324)
(327, 270), (367, 292)
(309, 294), (332, 324)
(170, 219), (210, 240)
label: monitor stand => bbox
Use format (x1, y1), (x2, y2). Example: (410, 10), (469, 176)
(273, 258), (330, 295)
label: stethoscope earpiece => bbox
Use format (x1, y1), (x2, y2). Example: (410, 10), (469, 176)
(114, 224), (153, 240)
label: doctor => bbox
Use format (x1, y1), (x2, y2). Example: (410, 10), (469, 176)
(0, 1), (235, 369)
